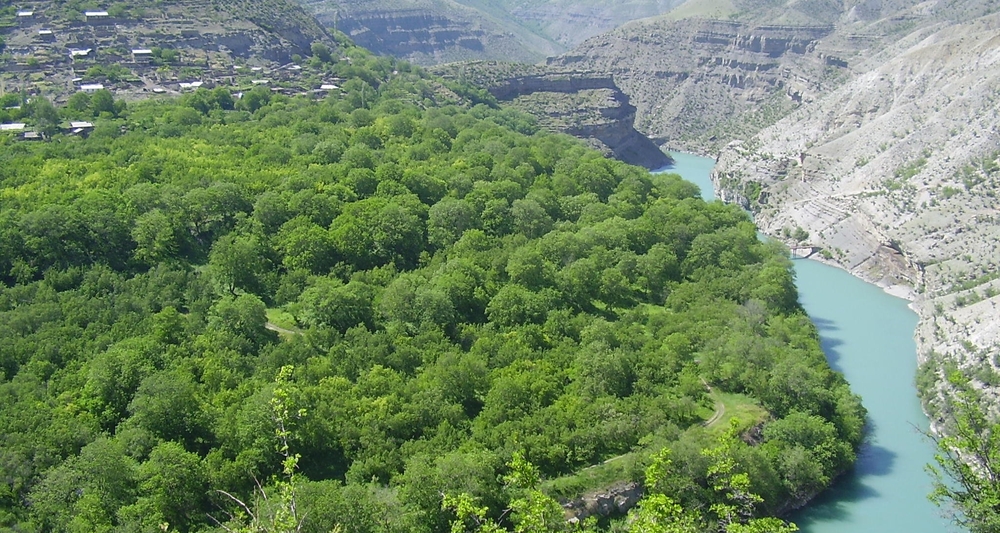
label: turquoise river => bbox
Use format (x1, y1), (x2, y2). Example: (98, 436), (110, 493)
(663, 152), (954, 533)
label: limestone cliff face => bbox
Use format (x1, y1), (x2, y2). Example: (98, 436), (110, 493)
(712, 11), (1000, 415)
(489, 67), (670, 169)
(437, 64), (672, 169)
(487, 74), (619, 101)
(550, 19), (850, 152)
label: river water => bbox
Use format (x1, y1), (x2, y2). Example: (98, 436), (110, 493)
(661, 152), (953, 533)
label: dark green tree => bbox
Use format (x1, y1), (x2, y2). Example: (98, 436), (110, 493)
(927, 374), (1000, 533)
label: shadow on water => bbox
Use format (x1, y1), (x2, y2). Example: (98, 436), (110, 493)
(790, 441), (897, 525)
(856, 439), (897, 477)
(809, 316), (839, 333)
(810, 316), (846, 373)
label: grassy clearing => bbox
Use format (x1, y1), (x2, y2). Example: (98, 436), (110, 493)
(708, 391), (769, 434)
(265, 308), (303, 339)
(541, 389), (767, 500)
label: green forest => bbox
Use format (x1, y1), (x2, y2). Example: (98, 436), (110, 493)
(0, 40), (865, 533)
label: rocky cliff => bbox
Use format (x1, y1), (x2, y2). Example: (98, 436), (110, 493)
(561, 482), (643, 523)
(712, 10), (1000, 416)
(549, 18), (852, 153)
(435, 62), (671, 169)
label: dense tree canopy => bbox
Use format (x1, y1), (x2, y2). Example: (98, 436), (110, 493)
(0, 42), (864, 533)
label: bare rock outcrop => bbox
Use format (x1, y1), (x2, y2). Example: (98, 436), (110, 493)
(561, 482), (643, 523)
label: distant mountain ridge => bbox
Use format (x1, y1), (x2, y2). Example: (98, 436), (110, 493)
(295, 0), (688, 64)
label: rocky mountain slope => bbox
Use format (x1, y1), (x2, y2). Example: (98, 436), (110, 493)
(710, 7), (1000, 415)
(548, 18), (853, 153)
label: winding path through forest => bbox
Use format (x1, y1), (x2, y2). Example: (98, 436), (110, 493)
(265, 321), (301, 336)
(701, 379), (726, 427)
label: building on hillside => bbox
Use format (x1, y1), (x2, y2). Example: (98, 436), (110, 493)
(79, 83), (105, 93)
(178, 81), (204, 90)
(16, 11), (34, 19)
(0, 123), (27, 132)
(84, 11), (110, 22)
(22, 131), (43, 141)
(37, 29), (55, 42)
(69, 49), (93, 59)
(68, 121), (94, 135)
(132, 49), (154, 63)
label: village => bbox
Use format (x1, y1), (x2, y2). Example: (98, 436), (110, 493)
(0, 1), (345, 140)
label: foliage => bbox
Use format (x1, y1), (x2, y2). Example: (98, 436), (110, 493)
(0, 53), (863, 533)
(926, 373), (1000, 533)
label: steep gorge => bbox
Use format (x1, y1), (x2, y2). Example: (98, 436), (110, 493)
(549, 18), (854, 152)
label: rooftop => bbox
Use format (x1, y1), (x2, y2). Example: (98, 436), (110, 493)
(84, 11), (109, 17)
(1, 123), (27, 131)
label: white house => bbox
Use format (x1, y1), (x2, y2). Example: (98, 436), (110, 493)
(1, 123), (27, 132)
(84, 11), (109, 19)
(132, 49), (154, 62)
(69, 49), (93, 58)
(80, 84), (105, 93)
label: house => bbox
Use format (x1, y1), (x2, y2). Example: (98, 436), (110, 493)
(1, 123), (27, 132)
(84, 11), (109, 21)
(23, 131), (43, 141)
(178, 81), (203, 90)
(132, 49), (154, 63)
(37, 29), (55, 42)
(80, 84), (105, 93)
(16, 11), (33, 18)
(69, 121), (94, 135)
(320, 84), (339, 91)
(69, 49), (93, 59)
(251, 79), (269, 85)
